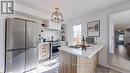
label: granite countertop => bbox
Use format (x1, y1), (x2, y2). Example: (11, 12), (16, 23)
(58, 44), (104, 58)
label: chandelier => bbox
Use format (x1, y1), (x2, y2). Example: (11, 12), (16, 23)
(51, 7), (64, 23)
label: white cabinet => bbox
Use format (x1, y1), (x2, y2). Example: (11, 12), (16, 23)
(48, 20), (61, 30)
(38, 43), (50, 60)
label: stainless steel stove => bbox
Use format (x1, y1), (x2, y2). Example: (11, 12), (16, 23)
(50, 41), (61, 58)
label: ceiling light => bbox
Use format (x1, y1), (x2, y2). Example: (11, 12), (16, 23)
(51, 7), (64, 23)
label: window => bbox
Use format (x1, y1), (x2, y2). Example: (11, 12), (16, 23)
(73, 24), (82, 45)
(118, 34), (124, 41)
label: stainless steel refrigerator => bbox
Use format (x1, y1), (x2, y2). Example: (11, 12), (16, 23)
(5, 18), (39, 73)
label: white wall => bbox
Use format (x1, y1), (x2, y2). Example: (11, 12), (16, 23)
(0, 17), (5, 72)
(66, 1), (130, 73)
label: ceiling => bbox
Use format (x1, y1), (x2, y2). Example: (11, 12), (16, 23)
(16, 0), (128, 21)
(110, 10), (130, 28)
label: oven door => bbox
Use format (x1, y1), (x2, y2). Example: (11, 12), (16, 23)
(52, 45), (61, 56)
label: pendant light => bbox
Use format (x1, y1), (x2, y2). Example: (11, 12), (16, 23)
(51, 0), (63, 23)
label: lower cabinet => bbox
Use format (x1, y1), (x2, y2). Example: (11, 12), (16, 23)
(77, 54), (98, 73)
(59, 51), (98, 73)
(39, 43), (50, 61)
(59, 51), (77, 73)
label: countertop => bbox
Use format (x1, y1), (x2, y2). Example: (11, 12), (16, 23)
(58, 44), (104, 58)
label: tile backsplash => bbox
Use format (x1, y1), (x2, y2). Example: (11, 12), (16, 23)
(40, 29), (60, 41)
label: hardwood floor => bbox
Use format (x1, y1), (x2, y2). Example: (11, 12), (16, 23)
(95, 65), (121, 73)
(41, 65), (121, 73)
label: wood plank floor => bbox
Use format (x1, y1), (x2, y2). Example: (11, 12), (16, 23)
(95, 65), (121, 73)
(41, 65), (121, 73)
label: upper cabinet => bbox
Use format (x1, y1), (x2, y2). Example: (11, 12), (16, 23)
(48, 20), (61, 30)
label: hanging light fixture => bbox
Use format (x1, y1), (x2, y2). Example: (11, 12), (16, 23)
(51, 7), (64, 23)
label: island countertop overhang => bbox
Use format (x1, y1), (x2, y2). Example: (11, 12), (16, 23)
(58, 44), (104, 58)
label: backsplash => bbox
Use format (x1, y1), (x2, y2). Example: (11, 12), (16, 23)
(37, 19), (60, 42)
(40, 29), (60, 42)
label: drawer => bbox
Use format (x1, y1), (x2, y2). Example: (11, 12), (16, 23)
(40, 50), (49, 54)
(40, 52), (46, 55)
(41, 50), (46, 52)
(40, 54), (49, 60)
(38, 43), (50, 60)
(39, 51), (49, 59)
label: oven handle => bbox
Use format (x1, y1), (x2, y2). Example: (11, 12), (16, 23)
(52, 45), (61, 47)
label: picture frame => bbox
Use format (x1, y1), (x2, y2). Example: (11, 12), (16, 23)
(87, 20), (100, 37)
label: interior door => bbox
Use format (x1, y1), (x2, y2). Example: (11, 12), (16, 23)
(6, 18), (25, 50)
(26, 21), (40, 48)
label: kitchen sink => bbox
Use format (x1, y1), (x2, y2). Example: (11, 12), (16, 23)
(69, 46), (81, 48)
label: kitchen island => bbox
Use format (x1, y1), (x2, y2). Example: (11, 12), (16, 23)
(58, 44), (104, 73)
